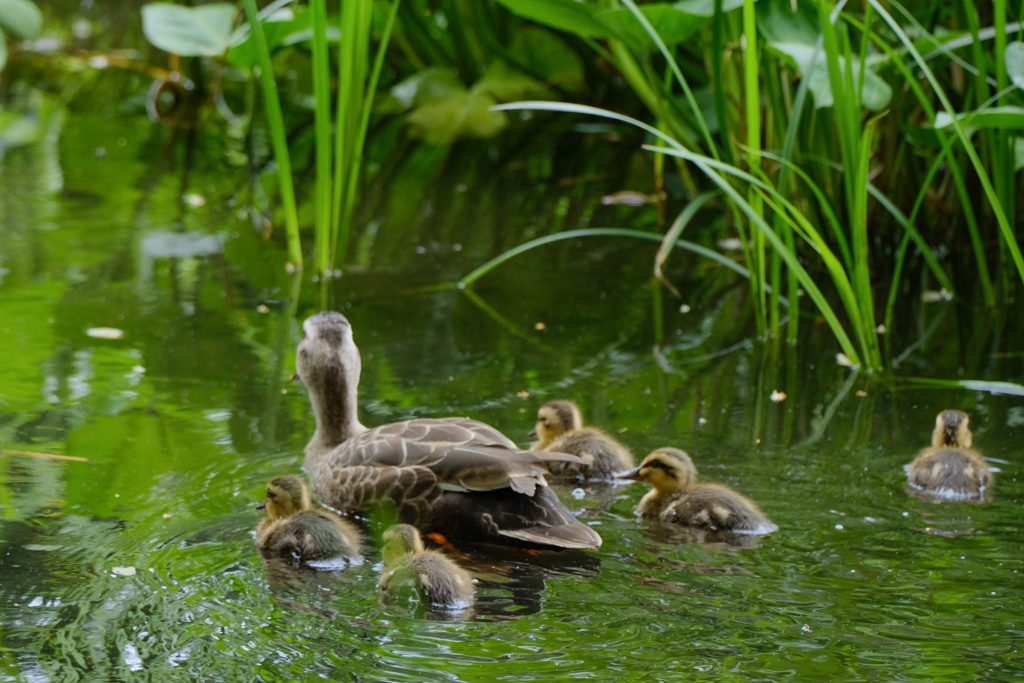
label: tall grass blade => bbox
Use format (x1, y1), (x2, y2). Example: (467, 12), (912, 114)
(242, 0), (302, 269)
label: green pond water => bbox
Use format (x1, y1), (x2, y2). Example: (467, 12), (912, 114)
(2, 79), (1024, 683)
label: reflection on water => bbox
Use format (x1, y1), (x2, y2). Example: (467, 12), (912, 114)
(2, 74), (1024, 683)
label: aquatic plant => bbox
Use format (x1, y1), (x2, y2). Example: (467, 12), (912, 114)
(485, 0), (1024, 372)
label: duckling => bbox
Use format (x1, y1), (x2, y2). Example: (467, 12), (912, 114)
(256, 474), (361, 564)
(529, 400), (634, 479)
(617, 448), (777, 533)
(906, 410), (993, 500)
(296, 312), (602, 550)
(378, 524), (474, 607)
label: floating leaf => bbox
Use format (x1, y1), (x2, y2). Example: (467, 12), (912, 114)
(407, 91), (507, 144)
(0, 0), (42, 39)
(142, 2), (236, 57)
(1006, 41), (1024, 88)
(226, 7), (309, 71)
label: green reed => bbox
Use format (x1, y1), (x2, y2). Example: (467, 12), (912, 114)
(241, 0), (302, 270)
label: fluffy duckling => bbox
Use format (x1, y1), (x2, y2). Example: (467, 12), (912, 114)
(617, 448), (777, 534)
(256, 474), (361, 564)
(906, 410), (993, 500)
(529, 400), (634, 479)
(378, 524), (474, 607)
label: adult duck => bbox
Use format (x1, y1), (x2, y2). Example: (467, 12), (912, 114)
(296, 311), (601, 550)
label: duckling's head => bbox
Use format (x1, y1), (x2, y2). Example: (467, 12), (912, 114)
(531, 400), (583, 442)
(258, 474), (312, 519)
(616, 448), (698, 494)
(932, 409), (972, 448)
(381, 524), (425, 565)
(295, 312), (364, 446)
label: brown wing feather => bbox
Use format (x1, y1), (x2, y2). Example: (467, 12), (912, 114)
(312, 465), (441, 526)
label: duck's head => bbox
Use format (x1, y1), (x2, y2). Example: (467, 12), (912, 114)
(932, 409), (972, 448)
(616, 448), (698, 494)
(531, 400), (583, 442)
(295, 312), (364, 447)
(257, 474), (312, 519)
(381, 524), (424, 564)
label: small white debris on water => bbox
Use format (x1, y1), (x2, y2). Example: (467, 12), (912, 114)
(131, 365), (145, 373)
(836, 353), (854, 367)
(572, 488), (585, 500)
(679, 304), (691, 313)
(698, 417), (707, 425)
(835, 524), (844, 530)
(87, 327), (124, 339)
(717, 238), (743, 251)
(770, 390), (786, 403)
(921, 288), (953, 302)
(802, 624), (812, 633)
(876, 324), (886, 333)
(184, 193), (206, 208)
(112, 566), (137, 576)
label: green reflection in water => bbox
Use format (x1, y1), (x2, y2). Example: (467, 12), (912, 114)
(1, 80), (1023, 683)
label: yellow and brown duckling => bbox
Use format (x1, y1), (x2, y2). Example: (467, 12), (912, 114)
(378, 524), (475, 608)
(906, 410), (993, 501)
(616, 448), (777, 534)
(256, 474), (361, 564)
(529, 400), (634, 480)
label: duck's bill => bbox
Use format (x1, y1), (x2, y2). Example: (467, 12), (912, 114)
(528, 431), (537, 439)
(615, 466), (643, 481)
(256, 501), (266, 512)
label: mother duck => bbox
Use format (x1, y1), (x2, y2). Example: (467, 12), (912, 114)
(296, 311), (601, 550)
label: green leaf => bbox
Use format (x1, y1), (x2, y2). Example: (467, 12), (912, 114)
(0, 29), (6, 73)
(226, 7), (312, 71)
(407, 91), (507, 144)
(1007, 41), (1024, 88)
(475, 28), (584, 100)
(934, 106), (1024, 130)
(141, 2), (236, 57)
(758, 0), (890, 110)
(385, 68), (466, 111)
(1014, 137), (1024, 172)
(673, 0), (748, 17)
(597, 5), (709, 50)
(0, 0), (42, 40)
(492, 0), (615, 39)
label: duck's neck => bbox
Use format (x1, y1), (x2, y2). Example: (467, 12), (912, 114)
(305, 363), (366, 465)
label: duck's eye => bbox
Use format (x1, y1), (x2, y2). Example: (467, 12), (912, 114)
(646, 460), (669, 471)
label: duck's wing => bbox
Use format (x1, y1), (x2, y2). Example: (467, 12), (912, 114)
(312, 464), (442, 524)
(328, 418), (586, 496)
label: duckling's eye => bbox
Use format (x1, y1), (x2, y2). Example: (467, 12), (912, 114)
(646, 460), (669, 471)
(267, 490), (277, 499)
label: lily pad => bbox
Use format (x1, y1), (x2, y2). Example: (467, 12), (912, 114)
(142, 2), (236, 57)
(0, 0), (42, 39)
(407, 91), (507, 145)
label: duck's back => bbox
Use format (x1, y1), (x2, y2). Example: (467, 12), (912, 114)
(256, 510), (360, 563)
(661, 483), (776, 533)
(379, 551), (474, 607)
(306, 417), (602, 549)
(908, 447), (993, 499)
(543, 428), (634, 479)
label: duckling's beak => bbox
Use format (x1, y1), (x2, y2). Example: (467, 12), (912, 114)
(615, 466), (644, 481)
(528, 431), (537, 439)
(290, 373), (302, 383)
(256, 500), (266, 512)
